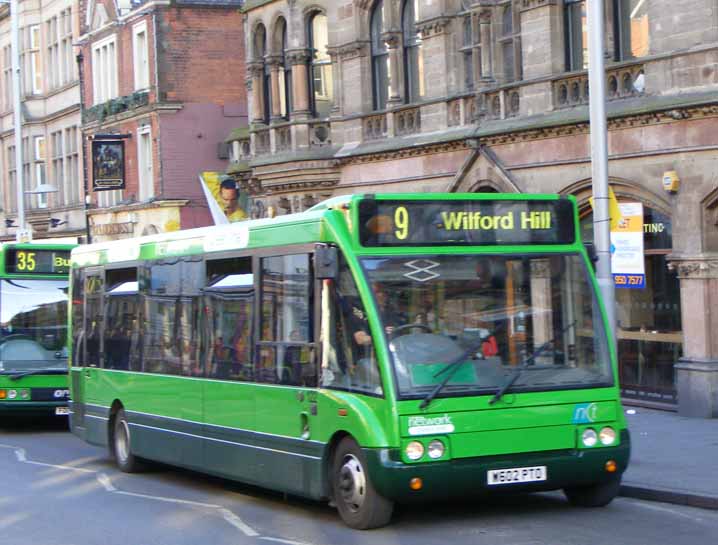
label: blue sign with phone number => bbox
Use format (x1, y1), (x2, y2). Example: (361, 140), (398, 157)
(613, 273), (645, 289)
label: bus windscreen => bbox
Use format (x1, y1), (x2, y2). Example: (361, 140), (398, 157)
(358, 199), (576, 247)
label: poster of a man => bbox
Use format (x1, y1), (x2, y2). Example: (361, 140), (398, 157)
(92, 140), (125, 190)
(199, 172), (248, 223)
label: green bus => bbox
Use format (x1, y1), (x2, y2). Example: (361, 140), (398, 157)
(69, 193), (629, 529)
(0, 242), (74, 417)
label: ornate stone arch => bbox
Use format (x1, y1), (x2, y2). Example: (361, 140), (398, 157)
(250, 20), (268, 61)
(467, 178), (516, 193)
(560, 177), (671, 218)
(269, 12), (290, 55)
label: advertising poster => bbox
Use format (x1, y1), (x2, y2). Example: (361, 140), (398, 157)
(198, 172), (248, 224)
(611, 202), (645, 289)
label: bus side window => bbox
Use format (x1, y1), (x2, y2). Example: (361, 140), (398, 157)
(70, 269), (84, 366)
(258, 254), (314, 387)
(85, 273), (104, 368)
(204, 255), (254, 382)
(320, 258), (383, 397)
(104, 268), (138, 371)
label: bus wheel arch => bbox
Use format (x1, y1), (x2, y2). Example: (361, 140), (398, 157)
(328, 434), (394, 530)
(107, 400), (124, 452)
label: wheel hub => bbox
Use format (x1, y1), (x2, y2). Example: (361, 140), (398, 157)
(338, 454), (366, 512)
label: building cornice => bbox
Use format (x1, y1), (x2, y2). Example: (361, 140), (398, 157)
(667, 254), (718, 279)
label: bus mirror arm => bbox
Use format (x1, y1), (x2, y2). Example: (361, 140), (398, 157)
(584, 242), (598, 268)
(315, 245), (339, 280)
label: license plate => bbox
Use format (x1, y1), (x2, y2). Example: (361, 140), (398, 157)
(55, 406), (69, 415)
(487, 465), (547, 486)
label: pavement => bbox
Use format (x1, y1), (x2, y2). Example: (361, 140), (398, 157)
(620, 406), (718, 510)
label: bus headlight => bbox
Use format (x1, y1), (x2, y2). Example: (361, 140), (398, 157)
(599, 427), (616, 445)
(582, 428), (598, 447)
(427, 440), (445, 459)
(406, 441), (424, 461)
(8, 389), (17, 399)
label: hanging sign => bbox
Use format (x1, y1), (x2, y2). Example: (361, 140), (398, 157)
(92, 140), (126, 191)
(611, 202), (645, 289)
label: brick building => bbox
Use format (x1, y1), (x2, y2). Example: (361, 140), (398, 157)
(79, 0), (246, 241)
(0, 0), (84, 242)
(239, 0), (718, 417)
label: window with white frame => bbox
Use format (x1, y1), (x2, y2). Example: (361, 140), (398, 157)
(34, 136), (47, 208)
(92, 35), (118, 104)
(27, 25), (42, 95)
(7, 145), (17, 213)
(133, 21), (150, 91)
(138, 126), (154, 201)
(22, 136), (31, 207)
(61, 9), (75, 85)
(51, 130), (64, 205)
(64, 126), (80, 204)
(3, 45), (11, 110)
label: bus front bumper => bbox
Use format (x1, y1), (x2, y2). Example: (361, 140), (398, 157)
(0, 401), (69, 416)
(364, 430), (630, 502)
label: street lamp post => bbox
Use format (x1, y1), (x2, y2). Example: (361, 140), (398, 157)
(587, 1), (617, 344)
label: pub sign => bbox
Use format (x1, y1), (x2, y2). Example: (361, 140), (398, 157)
(92, 140), (125, 191)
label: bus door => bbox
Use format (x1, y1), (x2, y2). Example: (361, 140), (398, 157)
(254, 252), (320, 495)
(82, 269), (104, 405)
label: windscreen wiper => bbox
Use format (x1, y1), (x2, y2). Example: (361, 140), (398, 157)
(7, 368), (68, 381)
(489, 321), (576, 405)
(419, 339), (487, 410)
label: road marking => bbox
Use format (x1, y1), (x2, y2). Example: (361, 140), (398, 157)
(623, 498), (705, 523)
(1, 442), (260, 538)
(260, 538), (313, 545)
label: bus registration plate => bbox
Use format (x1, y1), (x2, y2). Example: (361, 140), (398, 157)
(487, 466), (547, 486)
(55, 407), (69, 416)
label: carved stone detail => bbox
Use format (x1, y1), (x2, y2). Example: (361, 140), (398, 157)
(327, 41), (371, 60)
(416, 16), (452, 38)
(667, 255), (718, 279)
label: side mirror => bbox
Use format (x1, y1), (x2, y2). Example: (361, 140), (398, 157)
(315, 245), (338, 280)
(584, 242), (598, 269)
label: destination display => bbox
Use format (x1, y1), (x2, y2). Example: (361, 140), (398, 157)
(4, 248), (71, 275)
(358, 199), (576, 247)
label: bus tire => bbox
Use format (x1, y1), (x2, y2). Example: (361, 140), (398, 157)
(112, 408), (144, 473)
(564, 477), (621, 507)
(332, 437), (394, 530)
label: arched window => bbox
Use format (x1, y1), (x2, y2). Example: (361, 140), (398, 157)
(370, 1), (389, 110)
(254, 23), (270, 123)
(275, 17), (291, 119)
(402, 0), (424, 103)
(460, 3), (480, 92)
(308, 12), (332, 118)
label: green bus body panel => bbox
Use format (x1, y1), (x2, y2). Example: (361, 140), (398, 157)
(68, 193), (627, 504)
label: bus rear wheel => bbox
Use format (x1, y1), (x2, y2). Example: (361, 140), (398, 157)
(331, 437), (394, 530)
(564, 477), (621, 507)
(112, 408), (144, 473)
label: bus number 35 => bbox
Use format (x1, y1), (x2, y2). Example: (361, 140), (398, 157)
(394, 206), (409, 240)
(16, 251), (36, 271)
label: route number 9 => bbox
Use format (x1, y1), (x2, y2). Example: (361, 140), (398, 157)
(394, 206), (409, 240)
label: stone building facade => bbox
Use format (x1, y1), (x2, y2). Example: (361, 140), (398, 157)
(79, 0), (247, 241)
(240, 0), (718, 417)
(0, 0), (85, 242)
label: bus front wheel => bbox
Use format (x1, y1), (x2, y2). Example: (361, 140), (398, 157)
(564, 478), (621, 507)
(332, 437), (394, 530)
(112, 408), (144, 473)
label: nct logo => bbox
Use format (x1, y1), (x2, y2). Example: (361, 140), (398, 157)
(572, 403), (599, 424)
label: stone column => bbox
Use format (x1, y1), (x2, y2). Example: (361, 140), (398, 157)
(519, 0), (562, 79)
(669, 254), (718, 418)
(266, 55), (283, 121)
(248, 62), (265, 124)
(288, 49), (312, 120)
(416, 16), (451, 99)
(383, 31), (403, 106)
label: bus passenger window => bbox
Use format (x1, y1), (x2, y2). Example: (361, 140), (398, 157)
(204, 257), (254, 381)
(104, 268), (138, 371)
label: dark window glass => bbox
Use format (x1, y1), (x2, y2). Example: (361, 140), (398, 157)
(402, 0), (423, 103)
(71, 269), (83, 366)
(320, 256), (383, 395)
(308, 13), (332, 118)
(142, 259), (202, 376)
(258, 254), (314, 386)
(103, 268), (138, 371)
(615, 0), (649, 61)
(204, 257), (254, 381)
(85, 274), (103, 368)
(565, 0), (587, 71)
